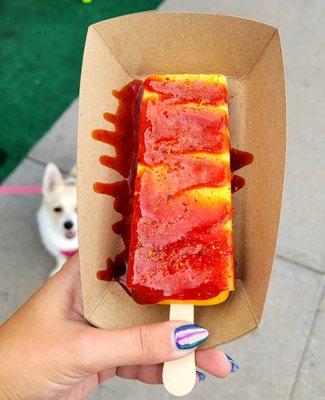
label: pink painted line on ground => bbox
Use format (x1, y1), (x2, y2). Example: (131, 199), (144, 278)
(0, 185), (42, 195)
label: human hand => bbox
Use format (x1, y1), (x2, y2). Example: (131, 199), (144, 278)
(0, 255), (237, 400)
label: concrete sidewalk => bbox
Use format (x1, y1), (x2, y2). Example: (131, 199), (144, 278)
(1, 1), (324, 399)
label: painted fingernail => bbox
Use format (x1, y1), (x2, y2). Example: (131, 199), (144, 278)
(174, 324), (209, 350)
(196, 371), (206, 382)
(226, 354), (239, 373)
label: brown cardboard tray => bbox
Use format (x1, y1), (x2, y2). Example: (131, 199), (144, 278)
(77, 12), (286, 349)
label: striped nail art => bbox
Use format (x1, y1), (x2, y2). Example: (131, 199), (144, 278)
(196, 371), (206, 382)
(174, 324), (209, 350)
(226, 354), (239, 373)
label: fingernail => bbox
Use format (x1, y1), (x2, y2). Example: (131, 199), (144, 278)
(226, 354), (239, 373)
(196, 371), (206, 382)
(174, 324), (209, 350)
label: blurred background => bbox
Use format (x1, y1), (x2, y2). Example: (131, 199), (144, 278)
(0, 1), (324, 399)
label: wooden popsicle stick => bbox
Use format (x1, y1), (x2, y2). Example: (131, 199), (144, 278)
(163, 304), (196, 396)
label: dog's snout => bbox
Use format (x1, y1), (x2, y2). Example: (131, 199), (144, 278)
(64, 220), (73, 230)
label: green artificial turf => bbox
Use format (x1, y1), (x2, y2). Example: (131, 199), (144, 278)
(0, 0), (162, 182)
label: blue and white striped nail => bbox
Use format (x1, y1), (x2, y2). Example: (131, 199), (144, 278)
(174, 324), (209, 350)
(226, 354), (239, 373)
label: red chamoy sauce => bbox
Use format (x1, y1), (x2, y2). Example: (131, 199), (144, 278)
(230, 149), (254, 193)
(92, 78), (253, 304)
(93, 80), (142, 282)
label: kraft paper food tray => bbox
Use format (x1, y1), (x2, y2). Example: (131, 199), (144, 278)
(77, 12), (286, 349)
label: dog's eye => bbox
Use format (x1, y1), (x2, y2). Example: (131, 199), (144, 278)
(53, 207), (63, 213)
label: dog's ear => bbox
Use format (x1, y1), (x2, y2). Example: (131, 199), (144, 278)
(64, 165), (77, 185)
(42, 163), (63, 195)
(68, 165), (77, 178)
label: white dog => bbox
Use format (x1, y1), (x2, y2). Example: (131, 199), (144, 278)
(38, 163), (78, 276)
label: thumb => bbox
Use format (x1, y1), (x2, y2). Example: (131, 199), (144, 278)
(78, 322), (209, 372)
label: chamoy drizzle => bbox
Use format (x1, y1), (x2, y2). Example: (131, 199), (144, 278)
(93, 80), (142, 282)
(92, 80), (253, 291)
(230, 149), (254, 193)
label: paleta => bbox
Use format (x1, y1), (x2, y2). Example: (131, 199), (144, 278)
(126, 74), (235, 306)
